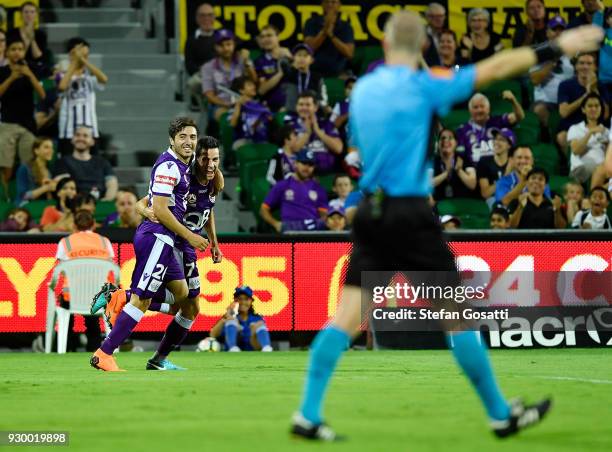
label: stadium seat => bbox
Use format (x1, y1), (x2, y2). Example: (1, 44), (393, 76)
(354, 45), (383, 75)
(479, 79), (522, 106)
(437, 198), (489, 217)
(274, 111), (286, 128)
(549, 175), (572, 197)
(242, 160), (270, 208)
(324, 77), (345, 109)
(531, 143), (559, 177)
(236, 143), (277, 206)
(249, 177), (276, 231)
(440, 110), (470, 131)
(23, 200), (55, 222)
(317, 174), (335, 195)
(219, 112), (234, 154)
(0, 200), (13, 220)
(95, 201), (117, 223)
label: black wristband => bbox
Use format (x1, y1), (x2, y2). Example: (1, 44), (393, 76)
(533, 41), (563, 64)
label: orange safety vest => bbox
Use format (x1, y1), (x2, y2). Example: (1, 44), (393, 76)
(57, 231), (114, 302)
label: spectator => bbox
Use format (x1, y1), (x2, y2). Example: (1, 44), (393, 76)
(184, 3), (217, 112)
(255, 24), (292, 112)
(52, 126), (118, 201)
(283, 43), (327, 112)
(512, 0), (547, 47)
(303, 0), (355, 77)
(568, 0), (603, 29)
(0, 36), (45, 194)
(266, 125), (299, 185)
(209, 285), (273, 352)
(328, 173), (353, 209)
(103, 190), (141, 228)
(562, 180), (589, 224)
(557, 52), (611, 152)
(202, 29), (257, 123)
(0, 207), (38, 232)
(591, 161), (611, 192)
(495, 146), (552, 206)
(423, 3), (446, 67)
(571, 186), (611, 228)
(0, 30), (7, 67)
(228, 76), (272, 150)
(440, 214), (461, 230)
(260, 149), (328, 232)
(35, 71), (61, 139)
(432, 128), (477, 200)
(284, 90), (342, 173)
(456, 92), (524, 163)
(437, 30), (467, 70)
(40, 176), (77, 232)
(477, 128), (514, 206)
(529, 17), (574, 140)
(459, 8), (504, 63)
(489, 205), (510, 229)
(593, 4), (611, 87)
(54, 209), (114, 351)
(330, 76), (355, 142)
(7, 2), (50, 76)
(15, 136), (63, 205)
(509, 168), (565, 229)
(57, 38), (108, 147)
(567, 93), (609, 183)
(325, 206), (347, 231)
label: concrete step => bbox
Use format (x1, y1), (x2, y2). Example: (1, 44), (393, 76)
(95, 54), (177, 72)
(49, 39), (160, 55)
(133, 182), (149, 198)
(223, 177), (239, 201)
(98, 85), (176, 102)
(43, 0), (138, 8)
(42, 23), (145, 42)
(101, 118), (170, 135)
(41, 8), (138, 23)
(98, 100), (182, 117)
(237, 210), (257, 232)
(113, 166), (151, 183)
(102, 69), (172, 85)
(215, 218), (239, 233)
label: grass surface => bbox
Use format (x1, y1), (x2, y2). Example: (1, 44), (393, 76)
(1, 349), (611, 451)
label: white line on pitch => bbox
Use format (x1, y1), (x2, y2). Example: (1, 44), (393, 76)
(535, 376), (612, 385)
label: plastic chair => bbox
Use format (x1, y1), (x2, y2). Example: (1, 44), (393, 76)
(45, 259), (120, 354)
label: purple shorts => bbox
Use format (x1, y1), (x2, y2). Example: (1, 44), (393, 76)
(176, 245), (200, 299)
(130, 231), (185, 299)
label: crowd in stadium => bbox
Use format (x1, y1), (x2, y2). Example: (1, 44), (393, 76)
(0, 0), (611, 234)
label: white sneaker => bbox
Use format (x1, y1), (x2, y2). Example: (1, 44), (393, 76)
(261, 345), (273, 352)
(229, 346), (241, 352)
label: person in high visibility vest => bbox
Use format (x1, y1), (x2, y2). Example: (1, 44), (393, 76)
(54, 209), (114, 351)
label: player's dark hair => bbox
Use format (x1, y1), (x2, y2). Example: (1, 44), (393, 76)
(74, 209), (95, 231)
(195, 136), (224, 196)
(65, 36), (90, 53)
(168, 117), (198, 140)
(297, 90), (318, 104)
(526, 167), (548, 182)
(589, 186), (610, 201)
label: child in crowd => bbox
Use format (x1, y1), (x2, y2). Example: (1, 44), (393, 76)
(561, 180), (589, 224)
(283, 43), (327, 112)
(267, 125), (299, 185)
(330, 76), (356, 142)
(572, 186), (611, 229)
(229, 76), (272, 151)
(328, 173), (353, 210)
(0, 207), (38, 232)
(489, 205), (510, 229)
(325, 206), (347, 231)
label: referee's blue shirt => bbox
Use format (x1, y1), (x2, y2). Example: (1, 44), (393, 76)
(350, 64), (476, 197)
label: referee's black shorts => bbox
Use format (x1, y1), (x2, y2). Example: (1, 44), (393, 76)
(344, 195), (457, 288)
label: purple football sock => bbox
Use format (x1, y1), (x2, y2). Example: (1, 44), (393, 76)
(100, 304), (143, 355)
(153, 314), (193, 360)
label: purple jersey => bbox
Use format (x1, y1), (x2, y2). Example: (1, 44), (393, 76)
(263, 175), (328, 222)
(455, 114), (512, 163)
(232, 100), (272, 142)
(137, 148), (191, 245)
(175, 175), (217, 252)
(284, 112), (340, 172)
(254, 53), (285, 111)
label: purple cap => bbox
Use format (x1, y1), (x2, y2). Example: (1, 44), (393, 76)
(547, 16), (567, 30)
(214, 29), (235, 44)
(234, 285), (253, 298)
(491, 128), (516, 147)
(328, 206), (346, 217)
(292, 43), (313, 56)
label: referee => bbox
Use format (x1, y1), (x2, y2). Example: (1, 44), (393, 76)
(291, 11), (603, 441)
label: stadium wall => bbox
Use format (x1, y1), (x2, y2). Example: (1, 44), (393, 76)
(0, 231), (610, 348)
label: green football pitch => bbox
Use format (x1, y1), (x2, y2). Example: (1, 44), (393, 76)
(1, 349), (611, 452)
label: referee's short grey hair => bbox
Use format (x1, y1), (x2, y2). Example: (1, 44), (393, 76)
(384, 10), (426, 55)
(468, 93), (490, 109)
(468, 8), (490, 24)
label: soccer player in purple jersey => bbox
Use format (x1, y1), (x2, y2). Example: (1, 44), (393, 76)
(89, 117), (208, 372)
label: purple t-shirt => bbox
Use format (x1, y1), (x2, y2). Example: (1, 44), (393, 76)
(232, 100), (272, 142)
(137, 148), (191, 245)
(254, 53), (285, 111)
(175, 175), (216, 252)
(284, 112), (340, 172)
(263, 175), (328, 222)
(455, 114), (512, 163)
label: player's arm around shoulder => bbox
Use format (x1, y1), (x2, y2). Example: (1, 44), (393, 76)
(152, 195), (208, 251)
